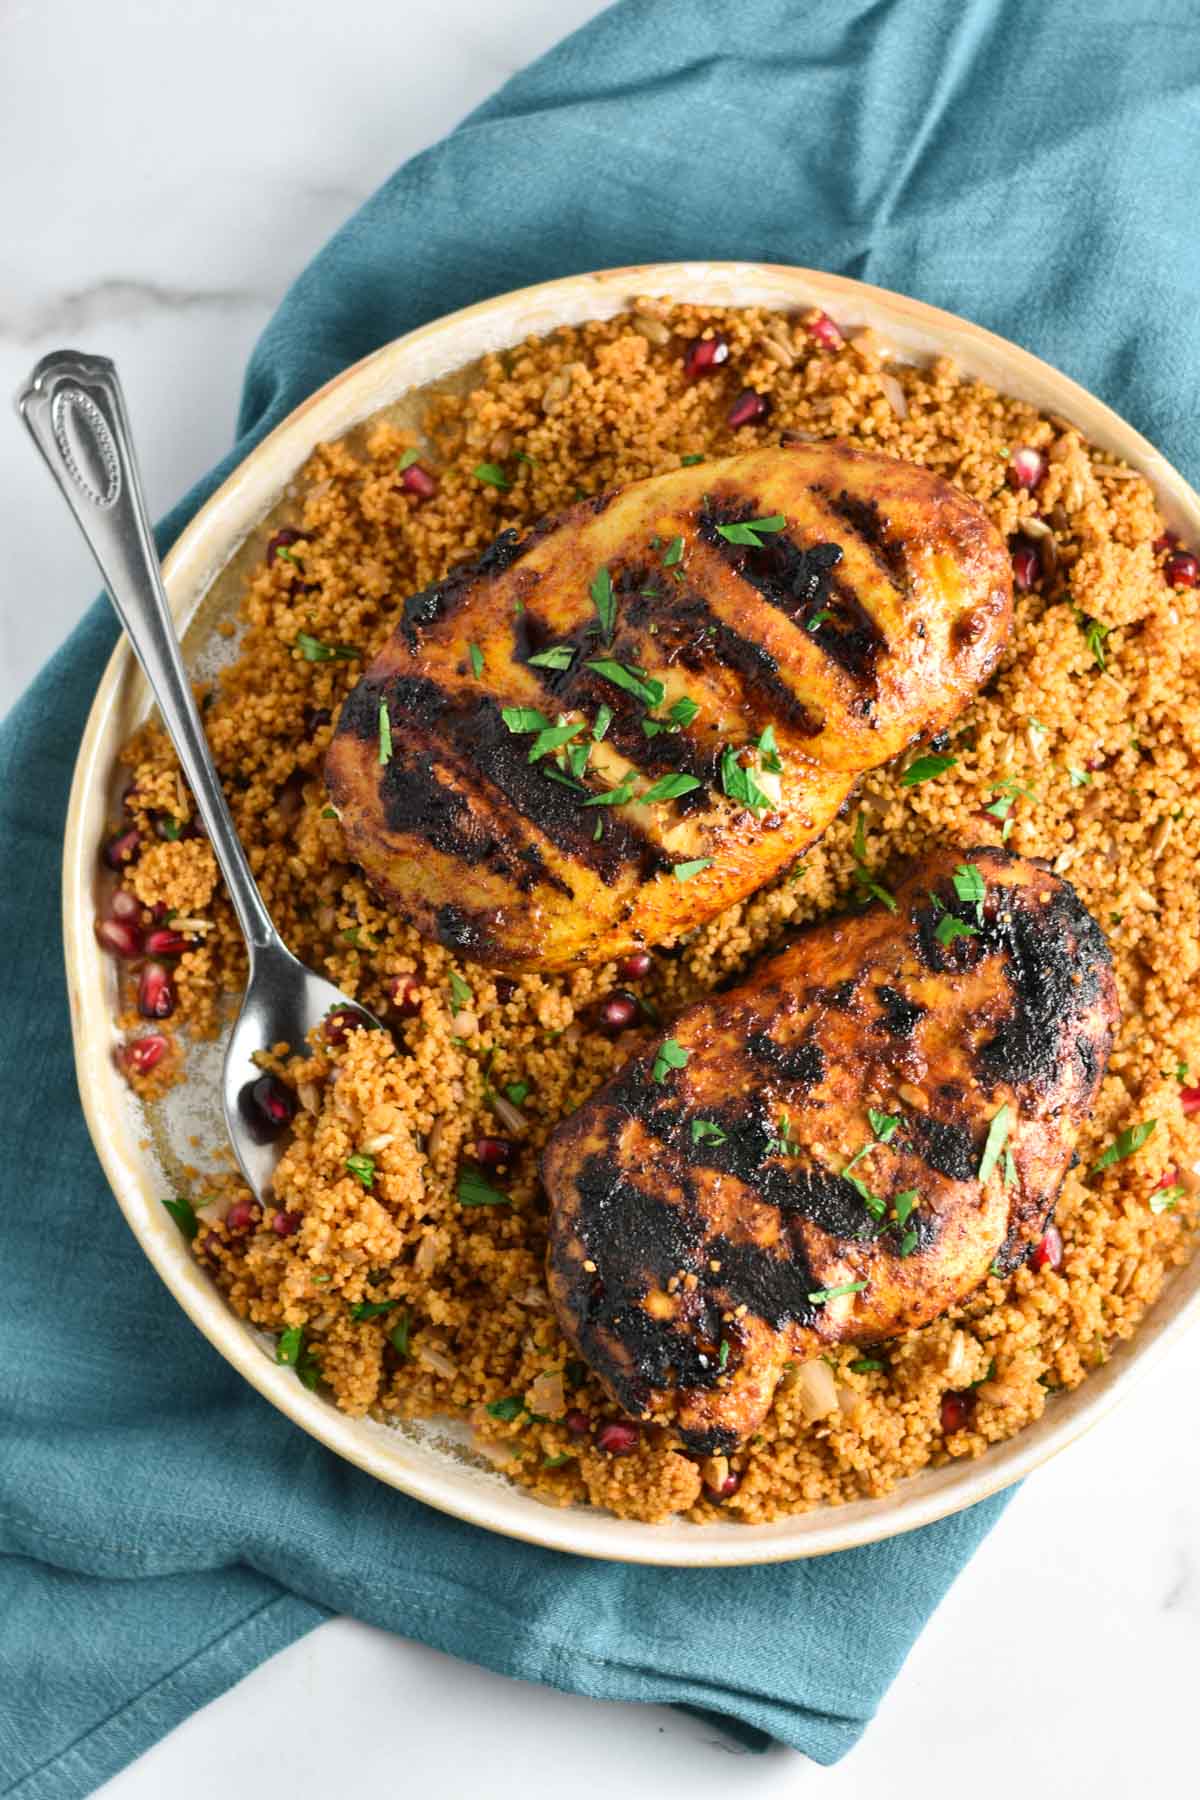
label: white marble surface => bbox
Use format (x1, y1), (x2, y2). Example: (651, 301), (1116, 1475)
(4, 2), (1198, 1795)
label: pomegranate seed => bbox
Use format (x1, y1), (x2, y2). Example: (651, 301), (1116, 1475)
(564, 1409), (591, 1437)
(727, 388), (770, 428)
(1010, 538), (1040, 591)
(389, 975), (422, 1015)
(226, 1198), (260, 1233)
(102, 826), (142, 869)
(271, 1209), (301, 1238)
(595, 1420), (640, 1455)
(707, 1470), (742, 1500)
(474, 1135), (514, 1169)
(598, 991), (639, 1033)
(144, 927), (189, 957)
(118, 1033), (168, 1076)
(806, 311), (843, 351)
(302, 706), (332, 737)
(619, 950), (653, 980)
(138, 961), (175, 1019)
(1154, 530), (1180, 553)
(96, 917), (142, 958)
(245, 1073), (295, 1131)
(683, 332), (729, 380)
(940, 1390), (976, 1435)
(1007, 447), (1046, 491)
(1180, 1086), (1200, 1116)
(1164, 550), (1199, 588)
(401, 463), (437, 499)
(494, 976), (518, 1003)
(266, 527), (306, 565)
(324, 1005), (368, 1045)
(1031, 1221), (1064, 1272)
(110, 888), (141, 924)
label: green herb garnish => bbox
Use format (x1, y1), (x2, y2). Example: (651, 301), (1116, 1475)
(585, 658), (665, 709)
(663, 535), (684, 567)
(397, 448), (421, 472)
(504, 1081), (530, 1106)
(681, 453), (705, 466)
(900, 753), (957, 786)
(473, 461), (510, 490)
(468, 642), (484, 678)
(295, 632), (360, 663)
(652, 1038), (689, 1083)
(868, 1109), (901, 1143)
(850, 1357), (885, 1374)
(501, 706), (551, 736)
(807, 609), (832, 631)
(718, 1340), (730, 1370)
(766, 1114), (801, 1157)
(527, 644), (575, 670)
(691, 1119), (727, 1146)
(349, 1297), (397, 1320)
(542, 1453), (574, 1469)
(162, 1196), (199, 1241)
(851, 812), (898, 912)
(1078, 613), (1110, 670)
(953, 862), (986, 918)
(807, 1281), (867, 1305)
(1093, 1119), (1157, 1172)
(345, 1152), (376, 1190)
(276, 1325), (304, 1366)
(527, 720), (586, 762)
(582, 779), (634, 808)
(592, 703), (613, 741)
(457, 1167), (511, 1207)
(1151, 1183), (1185, 1214)
(672, 857), (713, 881)
(978, 1104), (1013, 1184)
(486, 1395), (525, 1422)
(590, 566), (616, 640)
(720, 745), (773, 813)
(378, 701), (392, 766)
(1068, 767), (1092, 788)
(716, 514), (787, 548)
(935, 912), (979, 947)
(640, 770), (702, 805)
(389, 1309), (411, 1358)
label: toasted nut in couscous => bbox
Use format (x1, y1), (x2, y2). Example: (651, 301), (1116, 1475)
(97, 302), (1199, 1524)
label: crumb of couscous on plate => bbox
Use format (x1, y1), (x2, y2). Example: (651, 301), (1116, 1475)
(98, 301), (1199, 1523)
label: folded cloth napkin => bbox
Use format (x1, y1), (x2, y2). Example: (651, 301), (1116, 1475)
(5, 0), (1198, 1791)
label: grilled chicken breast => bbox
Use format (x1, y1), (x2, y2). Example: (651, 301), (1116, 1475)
(325, 442), (1011, 970)
(543, 846), (1119, 1453)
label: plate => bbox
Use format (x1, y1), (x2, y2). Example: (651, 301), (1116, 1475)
(63, 261), (1200, 1565)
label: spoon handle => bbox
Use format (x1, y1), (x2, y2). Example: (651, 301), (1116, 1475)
(17, 350), (281, 954)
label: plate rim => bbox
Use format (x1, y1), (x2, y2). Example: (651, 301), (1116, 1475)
(62, 258), (1200, 1566)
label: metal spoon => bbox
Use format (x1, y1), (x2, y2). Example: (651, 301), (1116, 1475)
(17, 349), (380, 1201)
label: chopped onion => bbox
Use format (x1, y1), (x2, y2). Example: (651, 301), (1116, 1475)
(792, 1358), (839, 1421)
(490, 1093), (528, 1137)
(417, 1344), (457, 1379)
(526, 1369), (566, 1418)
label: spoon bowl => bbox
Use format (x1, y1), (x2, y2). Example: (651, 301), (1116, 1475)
(18, 349), (383, 1203)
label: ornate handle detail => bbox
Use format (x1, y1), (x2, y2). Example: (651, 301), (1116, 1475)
(16, 350), (282, 954)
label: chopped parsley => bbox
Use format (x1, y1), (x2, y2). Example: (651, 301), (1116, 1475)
(295, 631), (360, 663)
(345, 1152), (376, 1190)
(757, 724), (782, 772)
(590, 566), (616, 640)
(652, 1038), (689, 1083)
(473, 461), (510, 490)
(640, 770), (702, 804)
(321, 806), (339, 819)
(893, 1189), (918, 1226)
(900, 752), (957, 786)
(716, 513), (787, 548)
(582, 779), (634, 808)
(672, 857), (713, 881)
(504, 1081), (530, 1106)
(691, 1119), (727, 1146)
(457, 1166), (511, 1207)
(276, 1329), (321, 1389)
(468, 642), (484, 678)
(868, 1109), (901, 1143)
(952, 862), (986, 918)
(850, 1357), (885, 1374)
(592, 702), (613, 741)
(542, 1453), (574, 1469)
(935, 912), (979, 947)
(486, 1395), (525, 1422)
(501, 706), (551, 735)
(378, 701), (393, 766)
(807, 609), (832, 631)
(1150, 1183), (1185, 1214)
(807, 1281), (867, 1305)
(663, 535), (684, 567)
(1068, 766), (1092, 788)
(528, 720), (586, 762)
(1093, 1118), (1157, 1172)
(1077, 612), (1110, 670)
(718, 1340), (730, 1370)
(978, 1104), (1013, 1185)
(766, 1114), (801, 1157)
(389, 1309), (411, 1358)
(448, 971), (473, 1009)
(162, 1195), (199, 1240)
(527, 644), (575, 670)
(157, 815), (182, 840)
(397, 448), (421, 472)
(349, 1296), (397, 1320)
(720, 744), (773, 813)
(681, 453), (705, 466)
(851, 812), (898, 912)
(643, 694), (700, 736)
(585, 658), (665, 709)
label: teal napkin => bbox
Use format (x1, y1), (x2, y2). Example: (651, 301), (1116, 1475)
(5, 0), (1197, 1791)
